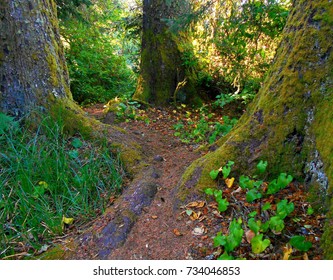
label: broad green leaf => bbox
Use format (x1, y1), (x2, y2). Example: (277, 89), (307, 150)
(239, 175), (254, 189)
(248, 218), (261, 235)
(269, 216), (285, 233)
(256, 160), (268, 174)
(222, 161), (234, 179)
(216, 197), (229, 212)
(217, 252), (235, 260)
(71, 138), (83, 149)
(246, 188), (262, 203)
(277, 173), (293, 188)
(290, 236), (312, 252)
(248, 211), (258, 218)
(251, 234), (270, 254)
(307, 206), (314, 215)
(209, 169), (220, 180)
(267, 179), (279, 194)
(213, 232), (226, 247)
(204, 188), (214, 196)
(262, 202), (271, 211)
(68, 150), (79, 159)
(276, 200), (294, 219)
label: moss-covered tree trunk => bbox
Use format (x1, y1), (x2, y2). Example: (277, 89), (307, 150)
(0, 0), (74, 117)
(133, 0), (197, 106)
(177, 0), (333, 258)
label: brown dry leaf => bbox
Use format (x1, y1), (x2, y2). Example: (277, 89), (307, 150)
(190, 211), (199, 221)
(225, 177), (235, 188)
(151, 215), (158, 219)
(173, 228), (183, 236)
(187, 201), (199, 208)
(196, 201), (206, 208)
(282, 244), (293, 260)
(245, 230), (256, 243)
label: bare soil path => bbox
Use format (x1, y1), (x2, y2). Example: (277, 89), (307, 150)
(73, 104), (209, 260)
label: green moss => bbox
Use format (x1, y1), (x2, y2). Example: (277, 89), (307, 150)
(45, 49), (59, 87)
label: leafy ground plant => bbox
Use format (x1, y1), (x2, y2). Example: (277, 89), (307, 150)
(200, 160), (317, 259)
(0, 113), (123, 259)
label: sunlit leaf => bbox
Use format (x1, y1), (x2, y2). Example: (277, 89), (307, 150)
(225, 177), (235, 188)
(251, 234), (270, 254)
(209, 169), (220, 180)
(256, 160), (268, 174)
(282, 244), (293, 260)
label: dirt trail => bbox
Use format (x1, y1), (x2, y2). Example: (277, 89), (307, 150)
(73, 105), (205, 259)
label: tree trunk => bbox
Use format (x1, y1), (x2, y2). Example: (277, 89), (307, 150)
(133, 0), (197, 106)
(177, 0), (333, 258)
(0, 0), (72, 117)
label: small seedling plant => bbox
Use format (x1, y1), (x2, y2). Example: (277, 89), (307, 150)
(205, 160), (313, 259)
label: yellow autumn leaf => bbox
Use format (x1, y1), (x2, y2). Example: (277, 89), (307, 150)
(38, 181), (48, 188)
(62, 216), (74, 225)
(282, 244), (293, 260)
(225, 177), (235, 188)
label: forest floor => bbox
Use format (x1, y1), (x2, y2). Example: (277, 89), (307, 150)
(59, 103), (324, 260)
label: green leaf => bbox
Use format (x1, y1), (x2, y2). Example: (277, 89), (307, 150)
(269, 216), (285, 233)
(248, 211), (258, 218)
(68, 150), (79, 159)
(276, 200), (294, 219)
(216, 197), (229, 212)
(0, 113), (19, 134)
(307, 206), (314, 215)
(71, 138), (83, 149)
(290, 236), (312, 252)
(251, 234), (270, 254)
(209, 169), (220, 180)
(256, 160), (268, 174)
(204, 188), (214, 196)
(239, 175), (254, 189)
(267, 179), (279, 194)
(262, 202), (271, 211)
(277, 173), (293, 189)
(217, 252), (235, 260)
(222, 161), (234, 179)
(248, 218), (261, 235)
(213, 232), (226, 247)
(246, 188), (262, 203)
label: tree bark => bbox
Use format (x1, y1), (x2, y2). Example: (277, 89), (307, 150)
(133, 0), (197, 106)
(0, 0), (72, 117)
(177, 0), (333, 258)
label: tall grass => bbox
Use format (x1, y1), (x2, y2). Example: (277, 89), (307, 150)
(0, 113), (123, 258)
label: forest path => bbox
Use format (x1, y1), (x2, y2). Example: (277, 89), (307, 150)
(80, 104), (210, 259)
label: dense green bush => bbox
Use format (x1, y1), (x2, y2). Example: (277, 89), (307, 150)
(58, 1), (138, 105)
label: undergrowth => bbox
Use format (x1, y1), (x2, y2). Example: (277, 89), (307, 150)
(0, 113), (123, 259)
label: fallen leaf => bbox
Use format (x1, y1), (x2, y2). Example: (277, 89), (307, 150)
(303, 253), (309, 260)
(225, 177), (235, 188)
(173, 228), (183, 236)
(190, 211), (199, 221)
(62, 216), (74, 225)
(187, 201), (199, 208)
(186, 209), (193, 216)
(196, 201), (206, 208)
(192, 227), (205, 236)
(282, 244), (293, 260)
(151, 215), (158, 219)
(245, 230), (256, 243)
